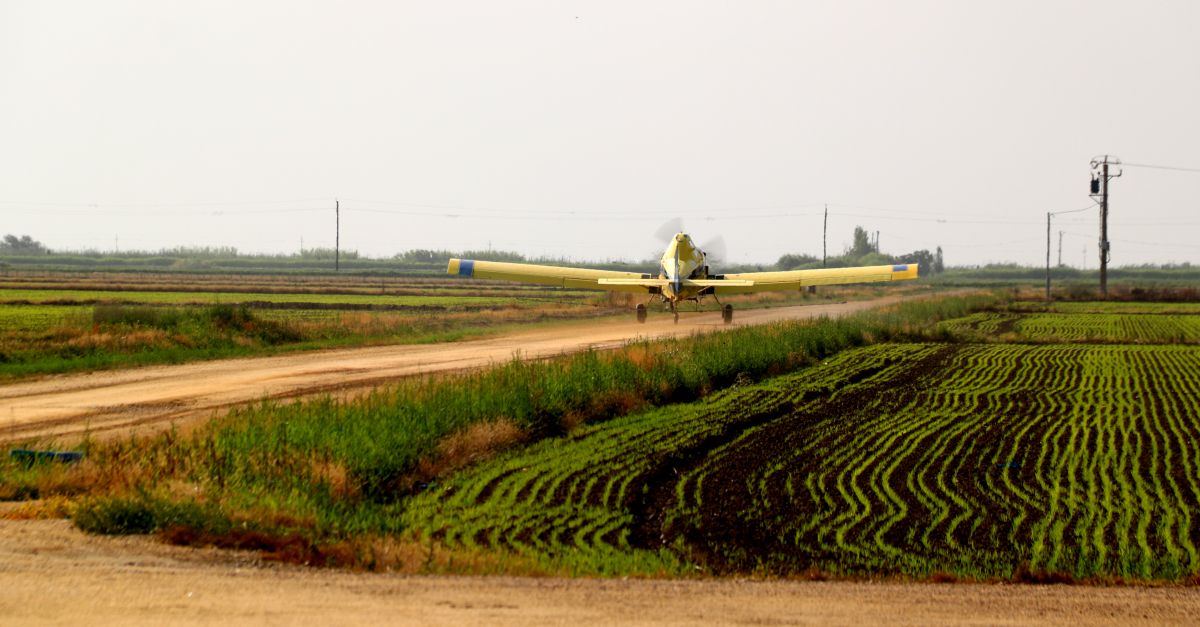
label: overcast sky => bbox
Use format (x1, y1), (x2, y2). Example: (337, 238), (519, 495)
(2, 1), (1198, 267)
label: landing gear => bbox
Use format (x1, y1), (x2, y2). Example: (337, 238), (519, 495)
(722, 304), (733, 324)
(636, 303), (647, 323)
(669, 301), (679, 324)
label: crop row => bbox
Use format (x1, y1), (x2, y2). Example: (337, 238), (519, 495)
(938, 310), (1200, 344)
(680, 343), (1200, 579)
(1014, 313), (1200, 343)
(408, 340), (1200, 580)
(1020, 301), (1200, 316)
(402, 345), (937, 574)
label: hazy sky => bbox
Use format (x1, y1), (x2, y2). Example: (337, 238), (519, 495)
(3, 1), (1198, 267)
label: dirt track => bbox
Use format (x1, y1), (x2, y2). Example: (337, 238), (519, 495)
(1, 520), (1197, 626)
(1, 296), (913, 442)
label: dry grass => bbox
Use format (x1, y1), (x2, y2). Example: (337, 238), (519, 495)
(430, 419), (527, 472)
(622, 345), (656, 369)
(401, 419), (529, 494)
(0, 459), (111, 502)
(0, 496), (74, 520)
(310, 458), (358, 500)
(362, 534), (552, 575)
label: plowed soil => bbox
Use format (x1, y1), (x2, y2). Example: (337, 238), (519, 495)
(1, 296), (916, 443)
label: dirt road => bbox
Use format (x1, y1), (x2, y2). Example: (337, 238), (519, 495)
(1, 296), (914, 442)
(1, 519), (1196, 626)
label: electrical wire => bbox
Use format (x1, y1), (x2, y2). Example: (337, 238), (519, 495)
(1123, 162), (1200, 173)
(0, 195), (1093, 226)
(1049, 205), (1096, 216)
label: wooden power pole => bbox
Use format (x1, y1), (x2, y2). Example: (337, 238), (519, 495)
(1090, 156), (1121, 297)
(822, 204), (828, 267)
(1045, 212), (1051, 300)
(335, 198), (340, 272)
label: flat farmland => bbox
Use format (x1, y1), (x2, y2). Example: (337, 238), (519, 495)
(10, 292), (1197, 587)
(0, 270), (874, 379)
(0, 305), (88, 331)
(940, 301), (1200, 344)
(405, 304), (1200, 581)
(0, 271), (615, 379)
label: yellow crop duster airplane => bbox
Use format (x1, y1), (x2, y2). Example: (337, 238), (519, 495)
(448, 232), (918, 324)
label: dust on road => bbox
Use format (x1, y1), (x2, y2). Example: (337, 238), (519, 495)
(1, 296), (914, 442)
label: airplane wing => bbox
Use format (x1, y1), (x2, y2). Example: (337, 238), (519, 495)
(710, 263), (919, 294)
(447, 258), (658, 293)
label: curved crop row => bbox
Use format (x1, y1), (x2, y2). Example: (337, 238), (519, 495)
(1013, 313), (1200, 344)
(408, 337), (1200, 580)
(674, 343), (1200, 579)
(402, 346), (929, 574)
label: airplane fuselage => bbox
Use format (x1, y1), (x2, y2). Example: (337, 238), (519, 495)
(658, 232), (708, 303)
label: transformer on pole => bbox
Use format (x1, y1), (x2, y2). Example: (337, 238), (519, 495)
(1089, 156), (1121, 297)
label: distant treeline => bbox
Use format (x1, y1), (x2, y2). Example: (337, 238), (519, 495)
(0, 234), (51, 255)
(931, 263), (1200, 286)
(776, 226), (946, 276)
(0, 234), (661, 275)
(3, 231), (1197, 284)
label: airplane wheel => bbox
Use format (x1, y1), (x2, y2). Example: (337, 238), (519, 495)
(722, 304), (733, 324)
(673, 312), (679, 324)
(636, 304), (647, 323)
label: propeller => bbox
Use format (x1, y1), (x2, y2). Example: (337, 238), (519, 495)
(654, 217), (685, 243)
(699, 235), (727, 266)
(654, 218), (726, 266)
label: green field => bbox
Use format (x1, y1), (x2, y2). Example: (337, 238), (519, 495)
(7, 291), (1200, 582)
(0, 305), (89, 331)
(939, 302), (1200, 344)
(0, 272), (612, 378)
(0, 287), (571, 308)
(0, 269), (878, 379)
(1027, 301), (1200, 315)
(399, 306), (1200, 579)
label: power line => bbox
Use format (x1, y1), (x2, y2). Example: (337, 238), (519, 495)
(0, 197), (330, 208)
(1123, 162), (1200, 173)
(1049, 205), (1095, 216)
(1110, 238), (1200, 251)
(0, 194), (1091, 226)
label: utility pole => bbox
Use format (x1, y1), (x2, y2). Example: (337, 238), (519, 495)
(1045, 212), (1051, 300)
(335, 198), (340, 272)
(1090, 156), (1122, 297)
(1046, 207), (1093, 300)
(810, 204), (827, 295)
(875, 230), (880, 253)
(822, 204), (828, 266)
